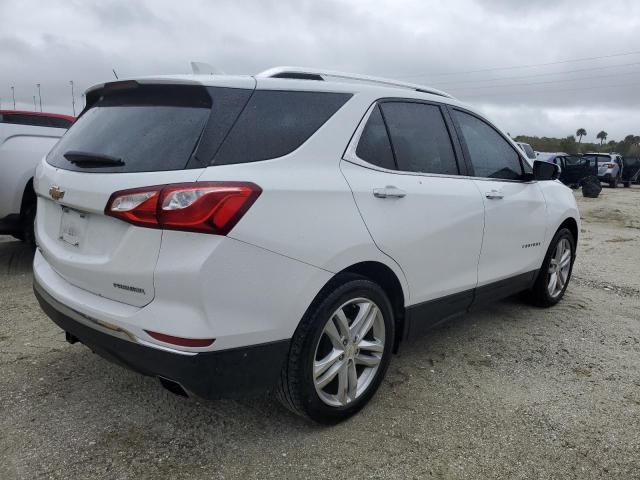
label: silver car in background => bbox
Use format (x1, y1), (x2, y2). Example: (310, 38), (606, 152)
(583, 153), (624, 188)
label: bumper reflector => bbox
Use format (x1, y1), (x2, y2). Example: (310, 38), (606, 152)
(145, 330), (215, 348)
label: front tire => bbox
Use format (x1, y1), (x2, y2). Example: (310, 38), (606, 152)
(277, 274), (394, 423)
(526, 228), (575, 307)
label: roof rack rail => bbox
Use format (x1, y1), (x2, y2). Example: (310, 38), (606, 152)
(256, 66), (455, 99)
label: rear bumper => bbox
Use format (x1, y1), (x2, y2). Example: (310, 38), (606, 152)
(34, 278), (290, 398)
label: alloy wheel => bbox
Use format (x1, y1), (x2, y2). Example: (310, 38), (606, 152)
(547, 238), (572, 298)
(312, 298), (386, 407)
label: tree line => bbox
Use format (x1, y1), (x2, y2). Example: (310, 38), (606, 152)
(513, 130), (640, 156)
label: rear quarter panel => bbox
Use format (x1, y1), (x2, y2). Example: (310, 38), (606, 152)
(196, 91), (411, 302)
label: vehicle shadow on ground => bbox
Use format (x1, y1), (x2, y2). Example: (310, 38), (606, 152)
(21, 292), (533, 432)
(5, 275), (593, 477)
(0, 238), (34, 275)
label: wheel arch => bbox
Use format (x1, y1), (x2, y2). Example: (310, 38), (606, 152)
(558, 216), (579, 244)
(320, 261), (408, 352)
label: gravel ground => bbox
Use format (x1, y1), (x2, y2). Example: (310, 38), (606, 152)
(1, 186), (639, 479)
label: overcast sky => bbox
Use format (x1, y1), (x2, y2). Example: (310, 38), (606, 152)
(1, 0), (639, 141)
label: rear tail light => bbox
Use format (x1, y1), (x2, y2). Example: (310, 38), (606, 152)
(105, 182), (261, 234)
(606, 163), (615, 168)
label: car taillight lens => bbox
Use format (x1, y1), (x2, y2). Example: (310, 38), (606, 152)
(145, 330), (215, 347)
(605, 163), (615, 168)
(105, 182), (261, 235)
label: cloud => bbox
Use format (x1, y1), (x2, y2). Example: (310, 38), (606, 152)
(1, 0), (639, 139)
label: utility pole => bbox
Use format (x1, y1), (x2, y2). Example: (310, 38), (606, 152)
(33, 95), (37, 111)
(70, 80), (76, 116)
(36, 83), (42, 112)
(11, 86), (15, 110)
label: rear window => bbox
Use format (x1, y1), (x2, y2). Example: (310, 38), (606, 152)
(1, 113), (72, 129)
(212, 90), (351, 165)
(47, 84), (248, 173)
(47, 85), (351, 173)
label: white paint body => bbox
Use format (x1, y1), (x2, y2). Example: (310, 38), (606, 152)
(33, 73), (580, 355)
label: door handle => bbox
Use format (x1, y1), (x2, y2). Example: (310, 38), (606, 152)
(373, 186), (406, 199)
(485, 190), (504, 200)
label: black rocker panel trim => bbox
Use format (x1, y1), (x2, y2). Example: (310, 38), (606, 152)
(405, 270), (538, 340)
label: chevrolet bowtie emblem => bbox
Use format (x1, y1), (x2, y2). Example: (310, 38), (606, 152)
(49, 185), (65, 201)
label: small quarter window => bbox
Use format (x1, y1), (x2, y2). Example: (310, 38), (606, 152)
(355, 105), (396, 170)
(213, 90), (351, 165)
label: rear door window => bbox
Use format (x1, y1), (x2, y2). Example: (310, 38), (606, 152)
(355, 105), (396, 170)
(379, 102), (459, 175)
(453, 110), (523, 180)
(212, 90), (351, 165)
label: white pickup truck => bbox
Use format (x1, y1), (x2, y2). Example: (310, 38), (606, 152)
(0, 110), (74, 245)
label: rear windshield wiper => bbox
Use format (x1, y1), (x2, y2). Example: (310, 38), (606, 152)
(63, 150), (125, 167)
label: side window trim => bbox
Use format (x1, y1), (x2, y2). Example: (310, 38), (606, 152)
(343, 102), (388, 167)
(440, 106), (472, 177)
(376, 103), (400, 170)
(446, 105), (529, 182)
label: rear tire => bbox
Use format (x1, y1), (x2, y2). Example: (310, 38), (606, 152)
(525, 228), (575, 307)
(623, 181), (631, 188)
(277, 274), (394, 423)
(610, 177), (618, 188)
(21, 203), (36, 250)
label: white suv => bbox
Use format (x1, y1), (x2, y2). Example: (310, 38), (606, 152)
(33, 67), (580, 423)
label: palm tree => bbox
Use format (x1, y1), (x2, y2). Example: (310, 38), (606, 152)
(596, 131), (608, 150)
(576, 128), (587, 145)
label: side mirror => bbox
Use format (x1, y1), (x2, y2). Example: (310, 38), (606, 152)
(533, 160), (560, 181)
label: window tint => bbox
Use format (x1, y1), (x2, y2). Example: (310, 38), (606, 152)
(47, 84), (217, 173)
(564, 155), (588, 166)
(213, 90), (351, 165)
(379, 102), (458, 175)
(355, 105), (395, 170)
(584, 155), (610, 165)
(453, 110), (523, 180)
